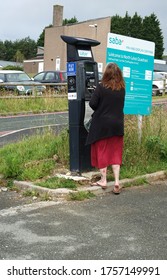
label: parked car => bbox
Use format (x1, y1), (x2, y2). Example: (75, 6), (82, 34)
(155, 71), (167, 93)
(152, 72), (164, 96)
(33, 71), (67, 91)
(0, 70), (46, 95)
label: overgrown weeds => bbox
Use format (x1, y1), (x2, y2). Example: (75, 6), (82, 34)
(121, 105), (167, 178)
(37, 177), (78, 190)
(0, 128), (69, 180)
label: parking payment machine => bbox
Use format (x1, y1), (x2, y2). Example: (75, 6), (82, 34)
(61, 35), (100, 174)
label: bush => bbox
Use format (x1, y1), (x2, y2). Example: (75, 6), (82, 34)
(2, 65), (23, 71)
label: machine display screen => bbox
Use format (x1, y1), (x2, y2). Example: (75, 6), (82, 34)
(85, 63), (95, 73)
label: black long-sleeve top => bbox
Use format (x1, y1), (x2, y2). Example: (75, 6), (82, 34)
(86, 83), (125, 145)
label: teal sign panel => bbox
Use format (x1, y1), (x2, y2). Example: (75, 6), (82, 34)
(106, 33), (155, 115)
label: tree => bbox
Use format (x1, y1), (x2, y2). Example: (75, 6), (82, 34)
(121, 12), (131, 36)
(1, 37), (37, 61)
(0, 41), (6, 60)
(142, 13), (164, 58)
(111, 12), (164, 58)
(3, 40), (17, 61)
(63, 16), (78, 25)
(14, 37), (37, 59)
(130, 12), (143, 39)
(13, 50), (25, 63)
(111, 14), (124, 35)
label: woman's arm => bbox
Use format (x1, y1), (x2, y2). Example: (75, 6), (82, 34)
(89, 86), (100, 111)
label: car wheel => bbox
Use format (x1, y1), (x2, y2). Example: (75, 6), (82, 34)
(152, 86), (160, 96)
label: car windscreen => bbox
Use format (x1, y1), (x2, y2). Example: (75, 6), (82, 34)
(6, 73), (31, 82)
(153, 72), (164, 81)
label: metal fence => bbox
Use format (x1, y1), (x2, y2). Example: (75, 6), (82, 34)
(0, 80), (167, 97)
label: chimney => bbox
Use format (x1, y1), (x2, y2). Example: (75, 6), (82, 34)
(53, 5), (63, 26)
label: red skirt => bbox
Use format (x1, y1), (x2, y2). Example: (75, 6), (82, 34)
(91, 136), (123, 169)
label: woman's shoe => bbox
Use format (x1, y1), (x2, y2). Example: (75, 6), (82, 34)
(90, 181), (107, 189)
(112, 185), (121, 194)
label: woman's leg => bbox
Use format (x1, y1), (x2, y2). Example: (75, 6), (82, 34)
(112, 164), (120, 186)
(99, 167), (107, 186)
(91, 167), (107, 187)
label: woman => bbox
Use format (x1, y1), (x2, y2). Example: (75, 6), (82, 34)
(86, 63), (125, 194)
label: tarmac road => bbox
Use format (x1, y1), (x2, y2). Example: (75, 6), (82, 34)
(0, 180), (167, 260)
(0, 103), (92, 146)
(0, 112), (69, 147)
(0, 112), (68, 135)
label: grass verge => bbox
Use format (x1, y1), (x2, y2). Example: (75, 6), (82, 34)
(0, 96), (68, 115)
(37, 177), (78, 190)
(0, 106), (167, 198)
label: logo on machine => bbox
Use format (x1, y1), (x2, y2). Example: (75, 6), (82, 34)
(78, 50), (92, 58)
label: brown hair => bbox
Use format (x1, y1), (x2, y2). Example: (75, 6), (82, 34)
(101, 63), (125, 90)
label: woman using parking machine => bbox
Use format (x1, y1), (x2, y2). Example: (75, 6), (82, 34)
(86, 62), (125, 194)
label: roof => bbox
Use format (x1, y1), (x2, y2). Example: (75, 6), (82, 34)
(0, 70), (23, 73)
(0, 60), (23, 68)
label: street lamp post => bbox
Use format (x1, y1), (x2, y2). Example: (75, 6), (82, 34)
(89, 24), (98, 59)
(89, 24), (97, 40)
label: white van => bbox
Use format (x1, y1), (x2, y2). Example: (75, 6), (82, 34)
(155, 71), (167, 93)
(152, 72), (165, 96)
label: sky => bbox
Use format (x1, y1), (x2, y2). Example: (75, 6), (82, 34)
(1, 0), (167, 53)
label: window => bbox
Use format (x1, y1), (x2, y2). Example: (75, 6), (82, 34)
(34, 72), (45, 81)
(45, 72), (54, 80)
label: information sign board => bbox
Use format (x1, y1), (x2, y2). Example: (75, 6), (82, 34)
(106, 33), (155, 115)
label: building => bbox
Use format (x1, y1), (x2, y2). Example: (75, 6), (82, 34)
(23, 47), (44, 75)
(44, 5), (111, 72)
